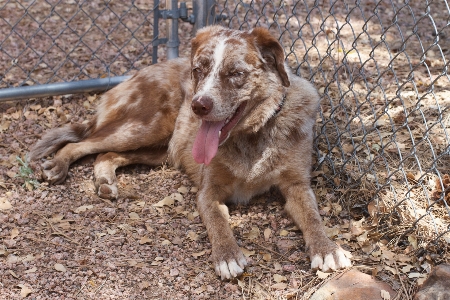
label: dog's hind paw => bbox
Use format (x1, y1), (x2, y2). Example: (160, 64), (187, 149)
(213, 247), (248, 280)
(41, 159), (69, 185)
(95, 177), (118, 200)
(310, 244), (352, 272)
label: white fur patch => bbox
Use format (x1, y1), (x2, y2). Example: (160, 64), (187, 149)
(216, 260), (243, 280)
(199, 38), (227, 94)
(311, 254), (323, 269)
(336, 248), (352, 268)
(311, 249), (352, 272)
(322, 254), (336, 272)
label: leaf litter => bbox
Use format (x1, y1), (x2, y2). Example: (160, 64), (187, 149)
(0, 1), (449, 299)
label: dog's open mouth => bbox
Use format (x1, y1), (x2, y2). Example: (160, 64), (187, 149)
(192, 101), (247, 165)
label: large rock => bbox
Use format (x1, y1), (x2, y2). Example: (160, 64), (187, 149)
(310, 269), (396, 300)
(413, 264), (450, 300)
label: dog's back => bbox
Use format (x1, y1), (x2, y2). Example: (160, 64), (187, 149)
(30, 58), (191, 161)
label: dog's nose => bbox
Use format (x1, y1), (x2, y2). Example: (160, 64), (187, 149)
(191, 96), (213, 116)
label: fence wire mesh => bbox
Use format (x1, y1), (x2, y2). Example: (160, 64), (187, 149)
(0, 0), (160, 89)
(1, 0), (449, 255)
(216, 0), (450, 253)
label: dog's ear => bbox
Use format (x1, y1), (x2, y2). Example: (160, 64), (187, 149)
(251, 27), (290, 87)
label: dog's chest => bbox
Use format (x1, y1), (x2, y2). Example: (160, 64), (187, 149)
(220, 138), (283, 203)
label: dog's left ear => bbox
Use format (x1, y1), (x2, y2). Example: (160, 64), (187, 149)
(251, 27), (290, 87)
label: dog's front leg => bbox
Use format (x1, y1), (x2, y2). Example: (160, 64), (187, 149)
(281, 184), (352, 272)
(196, 187), (247, 280)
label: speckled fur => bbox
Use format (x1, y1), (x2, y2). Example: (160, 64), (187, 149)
(29, 26), (351, 280)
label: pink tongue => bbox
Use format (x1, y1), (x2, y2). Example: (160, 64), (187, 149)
(192, 120), (226, 165)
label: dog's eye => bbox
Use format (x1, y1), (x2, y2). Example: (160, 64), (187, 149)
(229, 71), (244, 77)
(193, 68), (202, 74)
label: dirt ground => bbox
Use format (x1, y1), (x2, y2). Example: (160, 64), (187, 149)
(1, 0), (450, 299)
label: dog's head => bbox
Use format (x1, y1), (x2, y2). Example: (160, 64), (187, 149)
(190, 26), (290, 165)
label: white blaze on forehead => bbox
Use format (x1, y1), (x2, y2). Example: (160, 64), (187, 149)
(199, 38), (228, 94)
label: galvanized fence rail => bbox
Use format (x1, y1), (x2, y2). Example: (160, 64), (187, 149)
(0, 0), (199, 100)
(0, 0), (449, 253)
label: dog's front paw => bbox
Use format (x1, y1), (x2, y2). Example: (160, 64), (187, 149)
(95, 176), (118, 199)
(41, 159), (69, 185)
(309, 240), (352, 272)
(212, 245), (247, 280)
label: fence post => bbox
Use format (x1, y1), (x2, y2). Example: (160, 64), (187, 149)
(166, 0), (179, 60)
(193, 0), (216, 33)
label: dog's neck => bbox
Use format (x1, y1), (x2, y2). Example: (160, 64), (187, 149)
(272, 94), (286, 117)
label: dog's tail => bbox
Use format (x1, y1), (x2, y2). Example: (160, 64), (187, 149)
(28, 121), (94, 161)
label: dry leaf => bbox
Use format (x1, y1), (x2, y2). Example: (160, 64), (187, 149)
(408, 272), (427, 279)
(400, 265), (413, 274)
(177, 186), (189, 194)
(381, 250), (396, 260)
(264, 228), (272, 241)
(170, 193), (183, 202)
(384, 266), (397, 275)
(279, 229), (289, 236)
(325, 226), (341, 238)
(240, 248), (255, 257)
(139, 236), (152, 244)
(74, 205), (93, 213)
(192, 250), (206, 257)
(244, 227), (260, 240)
(187, 231), (199, 241)
(263, 253), (271, 261)
(356, 231), (368, 242)
(139, 281), (150, 290)
(24, 267), (37, 274)
(128, 259), (137, 267)
(54, 263), (67, 272)
(17, 284), (32, 298)
(408, 235), (418, 249)
(317, 270), (331, 279)
(10, 228), (19, 239)
(22, 254), (35, 262)
(0, 121), (11, 132)
(381, 289), (391, 300)
(9, 270), (19, 278)
(274, 262), (282, 271)
(0, 197), (12, 210)
(153, 196), (174, 207)
(193, 285), (206, 294)
(129, 212), (140, 220)
(271, 282), (287, 290)
(145, 224), (155, 232)
(106, 227), (116, 235)
(350, 219), (365, 236)
(237, 279), (245, 288)
(161, 239), (171, 246)
(273, 274), (287, 283)
(7, 255), (21, 264)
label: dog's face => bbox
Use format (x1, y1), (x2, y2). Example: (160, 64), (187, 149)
(190, 26), (290, 165)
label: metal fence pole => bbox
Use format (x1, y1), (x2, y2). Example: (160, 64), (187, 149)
(166, 0), (179, 60)
(193, 0), (215, 33)
(0, 76), (130, 102)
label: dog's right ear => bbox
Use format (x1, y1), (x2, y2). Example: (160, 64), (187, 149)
(251, 27), (290, 87)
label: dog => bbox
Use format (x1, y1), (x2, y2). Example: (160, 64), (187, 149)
(29, 26), (351, 280)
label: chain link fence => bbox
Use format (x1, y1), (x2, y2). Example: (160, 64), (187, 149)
(1, 0), (449, 254)
(215, 0), (450, 254)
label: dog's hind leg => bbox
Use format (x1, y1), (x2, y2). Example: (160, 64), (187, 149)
(41, 122), (171, 185)
(94, 147), (167, 199)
